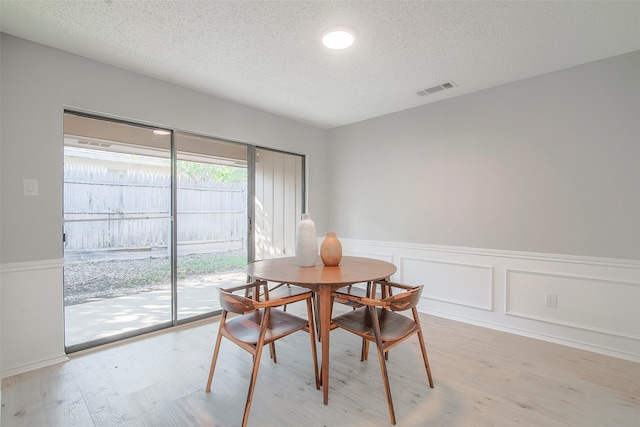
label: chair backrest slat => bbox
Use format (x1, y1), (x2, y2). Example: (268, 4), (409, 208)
(382, 285), (423, 312)
(219, 287), (258, 314)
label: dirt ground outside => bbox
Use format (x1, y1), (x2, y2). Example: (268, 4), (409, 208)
(63, 251), (246, 305)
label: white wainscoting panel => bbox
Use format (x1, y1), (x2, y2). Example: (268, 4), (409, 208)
(401, 257), (493, 311)
(341, 238), (640, 362)
(506, 269), (640, 339)
(1, 259), (68, 378)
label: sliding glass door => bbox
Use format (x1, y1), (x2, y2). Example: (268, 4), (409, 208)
(63, 113), (173, 350)
(63, 112), (303, 352)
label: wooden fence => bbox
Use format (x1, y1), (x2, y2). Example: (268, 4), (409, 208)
(63, 163), (246, 255)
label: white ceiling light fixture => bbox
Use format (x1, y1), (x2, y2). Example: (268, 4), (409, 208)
(322, 27), (356, 49)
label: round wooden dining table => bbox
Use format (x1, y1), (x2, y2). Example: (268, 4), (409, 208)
(245, 256), (397, 405)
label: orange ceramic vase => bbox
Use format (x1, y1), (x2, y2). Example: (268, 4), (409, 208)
(320, 232), (342, 266)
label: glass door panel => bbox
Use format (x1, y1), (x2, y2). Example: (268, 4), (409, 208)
(175, 132), (248, 320)
(63, 113), (172, 351)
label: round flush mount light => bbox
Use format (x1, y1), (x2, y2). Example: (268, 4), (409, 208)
(322, 27), (356, 49)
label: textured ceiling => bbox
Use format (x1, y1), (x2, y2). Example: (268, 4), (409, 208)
(1, 1), (639, 129)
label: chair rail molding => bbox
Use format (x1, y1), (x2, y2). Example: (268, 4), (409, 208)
(341, 238), (640, 362)
(0, 258), (64, 274)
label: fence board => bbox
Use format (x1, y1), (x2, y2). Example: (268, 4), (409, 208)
(63, 162), (246, 253)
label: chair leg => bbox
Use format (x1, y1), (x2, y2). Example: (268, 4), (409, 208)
(361, 343), (389, 361)
(315, 293), (321, 341)
(306, 297), (321, 390)
(370, 307), (396, 425)
(284, 284), (291, 312)
(413, 308), (434, 388)
(359, 282), (377, 362)
(206, 312), (227, 392)
(361, 339), (369, 361)
(242, 309), (270, 427)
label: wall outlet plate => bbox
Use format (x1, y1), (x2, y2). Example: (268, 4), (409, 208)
(545, 293), (558, 308)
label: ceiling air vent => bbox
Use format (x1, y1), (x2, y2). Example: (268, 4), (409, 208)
(417, 81), (456, 96)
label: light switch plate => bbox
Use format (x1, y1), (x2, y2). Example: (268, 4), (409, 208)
(23, 178), (38, 196)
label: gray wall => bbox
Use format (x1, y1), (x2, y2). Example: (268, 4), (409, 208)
(1, 34), (638, 377)
(3, 35), (636, 264)
(0, 34), (328, 264)
(327, 51), (640, 260)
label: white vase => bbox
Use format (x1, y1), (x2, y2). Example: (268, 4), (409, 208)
(295, 213), (318, 267)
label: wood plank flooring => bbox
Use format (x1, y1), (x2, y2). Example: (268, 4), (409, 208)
(2, 306), (639, 426)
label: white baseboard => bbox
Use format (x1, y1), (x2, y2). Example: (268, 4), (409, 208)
(423, 307), (639, 362)
(2, 355), (69, 379)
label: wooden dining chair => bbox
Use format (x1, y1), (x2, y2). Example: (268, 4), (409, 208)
(331, 280), (393, 359)
(331, 281), (434, 425)
(206, 280), (320, 427)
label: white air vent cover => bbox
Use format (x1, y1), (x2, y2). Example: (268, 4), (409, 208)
(417, 81), (456, 96)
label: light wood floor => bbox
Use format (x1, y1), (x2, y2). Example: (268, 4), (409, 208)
(2, 305), (639, 426)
